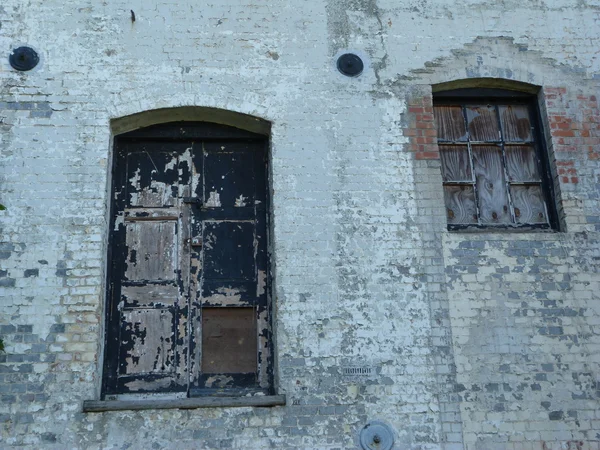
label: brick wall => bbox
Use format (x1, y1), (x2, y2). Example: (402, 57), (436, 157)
(403, 88), (439, 161)
(543, 87), (600, 232)
(1, 0), (599, 449)
(405, 80), (600, 449)
(442, 233), (600, 449)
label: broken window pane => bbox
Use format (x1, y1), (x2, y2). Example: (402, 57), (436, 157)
(202, 308), (257, 374)
(466, 105), (500, 142)
(511, 185), (548, 224)
(434, 106), (467, 141)
(443, 185), (477, 224)
(472, 146), (511, 224)
(439, 146), (472, 182)
(499, 105), (532, 142)
(505, 145), (540, 182)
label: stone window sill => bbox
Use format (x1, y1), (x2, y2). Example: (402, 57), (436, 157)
(83, 394), (286, 412)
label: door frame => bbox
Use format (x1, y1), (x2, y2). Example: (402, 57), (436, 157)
(101, 121), (273, 399)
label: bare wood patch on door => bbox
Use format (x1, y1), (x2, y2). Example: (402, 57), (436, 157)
(120, 309), (175, 375)
(121, 285), (178, 308)
(201, 308), (257, 374)
(124, 222), (178, 281)
(126, 151), (179, 207)
(203, 286), (245, 307)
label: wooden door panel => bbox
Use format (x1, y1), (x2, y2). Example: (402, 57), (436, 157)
(125, 150), (180, 207)
(117, 214), (185, 393)
(202, 143), (256, 208)
(202, 222), (255, 281)
(104, 141), (192, 396)
(190, 138), (269, 392)
(124, 221), (178, 282)
(201, 307), (257, 374)
(119, 308), (176, 376)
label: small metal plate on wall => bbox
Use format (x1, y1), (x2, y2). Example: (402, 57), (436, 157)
(359, 420), (395, 450)
(342, 364), (377, 381)
(337, 53), (364, 77)
(9, 47), (39, 71)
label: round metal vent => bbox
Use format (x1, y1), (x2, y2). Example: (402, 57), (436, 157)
(337, 53), (363, 77)
(9, 47), (39, 71)
(359, 420), (395, 450)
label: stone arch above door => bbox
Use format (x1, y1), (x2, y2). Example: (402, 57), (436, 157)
(110, 107), (271, 137)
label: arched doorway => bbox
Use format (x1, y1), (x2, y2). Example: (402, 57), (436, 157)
(102, 121), (271, 397)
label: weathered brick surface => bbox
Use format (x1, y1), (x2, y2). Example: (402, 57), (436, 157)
(1, 0), (599, 449)
(403, 88), (439, 160)
(441, 233), (600, 449)
(542, 87), (600, 232)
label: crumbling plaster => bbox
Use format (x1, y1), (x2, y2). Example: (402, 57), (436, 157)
(0, 0), (599, 449)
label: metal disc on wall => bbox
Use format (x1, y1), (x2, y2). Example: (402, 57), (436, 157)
(9, 47), (39, 71)
(337, 53), (364, 77)
(359, 420), (395, 450)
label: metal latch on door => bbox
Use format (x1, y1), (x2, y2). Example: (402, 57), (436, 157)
(185, 236), (203, 248)
(183, 197), (203, 207)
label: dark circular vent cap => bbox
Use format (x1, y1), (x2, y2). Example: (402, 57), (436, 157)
(337, 53), (363, 77)
(9, 47), (39, 71)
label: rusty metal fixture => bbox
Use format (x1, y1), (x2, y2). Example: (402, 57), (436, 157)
(183, 196), (203, 208)
(359, 420), (394, 450)
(337, 53), (363, 77)
(9, 47), (39, 71)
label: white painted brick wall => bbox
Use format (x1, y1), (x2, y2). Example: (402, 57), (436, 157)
(0, 1), (599, 449)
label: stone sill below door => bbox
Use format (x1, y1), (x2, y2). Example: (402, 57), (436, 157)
(83, 394), (287, 412)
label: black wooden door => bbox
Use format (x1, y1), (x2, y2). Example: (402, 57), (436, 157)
(189, 140), (269, 393)
(103, 123), (269, 397)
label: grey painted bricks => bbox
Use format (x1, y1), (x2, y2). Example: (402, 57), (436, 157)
(1, 0), (600, 449)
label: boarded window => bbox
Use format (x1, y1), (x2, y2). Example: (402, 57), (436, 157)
(433, 91), (557, 230)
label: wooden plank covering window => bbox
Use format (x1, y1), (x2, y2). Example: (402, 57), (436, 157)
(439, 146), (472, 182)
(466, 105), (500, 141)
(443, 185), (477, 224)
(472, 145), (511, 224)
(433, 92), (557, 230)
(499, 105), (533, 142)
(433, 106), (467, 141)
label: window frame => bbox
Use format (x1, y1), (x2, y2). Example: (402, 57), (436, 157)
(433, 88), (559, 231)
